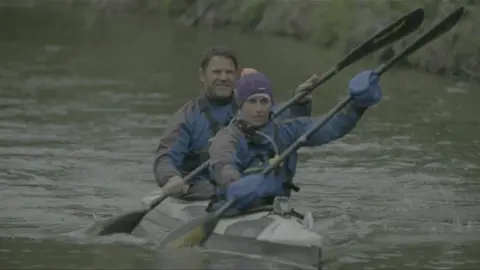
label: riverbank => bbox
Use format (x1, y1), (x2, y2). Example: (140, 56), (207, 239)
(163, 0), (478, 82)
(2, 0), (478, 82)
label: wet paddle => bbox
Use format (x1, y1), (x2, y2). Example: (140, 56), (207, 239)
(90, 7), (425, 237)
(273, 7), (425, 117)
(159, 6), (465, 248)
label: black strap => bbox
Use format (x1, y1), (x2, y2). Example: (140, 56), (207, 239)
(272, 125), (299, 193)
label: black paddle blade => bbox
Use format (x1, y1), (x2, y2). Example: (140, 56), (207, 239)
(158, 214), (216, 248)
(279, 7), (424, 115)
(86, 210), (148, 236)
(337, 7), (425, 70)
(158, 199), (237, 248)
(86, 192), (169, 236)
(377, 6), (465, 75)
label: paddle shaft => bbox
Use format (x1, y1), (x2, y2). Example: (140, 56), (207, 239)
(263, 6), (465, 175)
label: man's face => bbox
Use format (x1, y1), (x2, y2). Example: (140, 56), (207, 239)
(199, 56), (237, 98)
(239, 94), (272, 127)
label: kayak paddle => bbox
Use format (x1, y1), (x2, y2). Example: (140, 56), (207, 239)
(88, 6), (425, 237)
(158, 6), (465, 248)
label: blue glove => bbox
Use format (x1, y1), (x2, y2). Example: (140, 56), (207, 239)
(348, 70), (382, 108)
(226, 173), (283, 210)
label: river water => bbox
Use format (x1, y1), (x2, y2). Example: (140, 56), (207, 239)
(1, 4), (479, 270)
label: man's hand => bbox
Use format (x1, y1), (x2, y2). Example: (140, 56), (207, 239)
(162, 176), (189, 197)
(293, 81), (313, 104)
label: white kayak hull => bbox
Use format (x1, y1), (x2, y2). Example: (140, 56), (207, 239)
(131, 189), (324, 269)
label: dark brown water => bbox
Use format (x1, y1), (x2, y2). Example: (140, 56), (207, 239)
(1, 4), (479, 270)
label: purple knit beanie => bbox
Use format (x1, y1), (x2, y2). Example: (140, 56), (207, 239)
(235, 72), (274, 106)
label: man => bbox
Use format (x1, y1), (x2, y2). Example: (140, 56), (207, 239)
(207, 70), (382, 211)
(153, 46), (313, 200)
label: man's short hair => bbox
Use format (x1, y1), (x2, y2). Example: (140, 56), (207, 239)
(200, 46), (239, 70)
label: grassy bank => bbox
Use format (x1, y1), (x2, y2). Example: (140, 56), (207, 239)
(3, 0), (478, 82)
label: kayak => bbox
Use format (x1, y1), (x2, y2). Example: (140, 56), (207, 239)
(130, 189), (324, 270)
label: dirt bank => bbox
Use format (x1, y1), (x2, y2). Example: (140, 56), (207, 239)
(3, 0), (479, 82)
